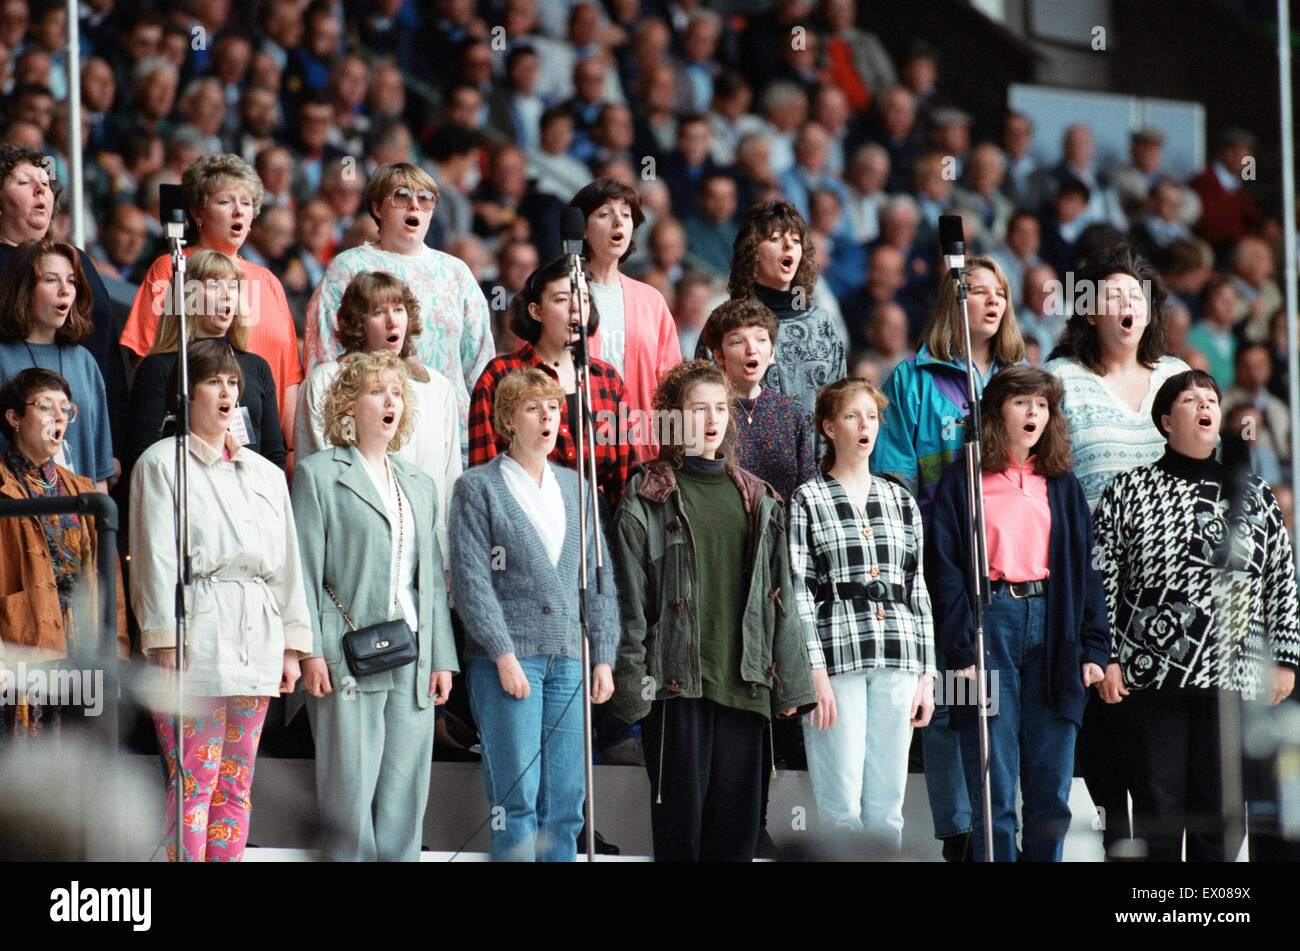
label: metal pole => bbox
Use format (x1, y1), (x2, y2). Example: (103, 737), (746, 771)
(65, 0), (84, 249)
(1279, 0), (1300, 580)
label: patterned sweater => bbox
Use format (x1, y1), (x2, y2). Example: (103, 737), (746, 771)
(1092, 448), (1299, 700)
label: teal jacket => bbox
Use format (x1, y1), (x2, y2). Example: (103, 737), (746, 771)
(874, 344), (1010, 525)
(291, 445), (459, 706)
(610, 458), (817, 723)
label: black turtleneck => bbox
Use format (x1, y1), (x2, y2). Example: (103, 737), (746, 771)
(752, 282), (804, 320)
(681, 453), (727, 473)
(1155, 445), (1222, 483)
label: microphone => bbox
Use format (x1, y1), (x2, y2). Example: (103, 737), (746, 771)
(561, 206), (588, 357)
(939, 214), (966, 274)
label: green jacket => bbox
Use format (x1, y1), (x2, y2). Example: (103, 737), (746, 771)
(610, 458), (817, 723)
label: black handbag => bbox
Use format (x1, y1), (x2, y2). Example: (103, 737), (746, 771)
(325, 467), (418, 677)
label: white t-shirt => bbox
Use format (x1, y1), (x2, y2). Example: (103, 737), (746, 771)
(361, 454), (419, 629)
(500, 454), (566, 567)
(589, 278), (627, 377)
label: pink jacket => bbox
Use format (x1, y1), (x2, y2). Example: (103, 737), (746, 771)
(587, 273), (681, 459)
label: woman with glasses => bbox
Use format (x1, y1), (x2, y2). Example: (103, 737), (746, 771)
(305, 163), (495, 462)
(0, 368), (128, 738)
(0, 239), (116, 492)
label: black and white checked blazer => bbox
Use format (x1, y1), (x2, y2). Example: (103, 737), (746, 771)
(788, 473), (937, 678)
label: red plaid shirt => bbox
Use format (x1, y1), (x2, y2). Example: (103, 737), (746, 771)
(468, 343), (635, 506)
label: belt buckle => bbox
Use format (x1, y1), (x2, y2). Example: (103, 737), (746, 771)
(1009, 581), (1027, 599)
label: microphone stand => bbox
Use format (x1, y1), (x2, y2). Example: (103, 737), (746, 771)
(951, 265), (995, 863)
(167, 228), (192, 861)
(566, 259), (604, 862)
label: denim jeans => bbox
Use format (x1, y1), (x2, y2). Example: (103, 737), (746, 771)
(957, 587), (1077, 862)
(803, 666), (918, 850)
(922, 704), (972, 839)
(469, 655), (586, 861)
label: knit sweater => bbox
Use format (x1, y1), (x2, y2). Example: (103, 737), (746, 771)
(734, 386), (817, 502)
(1092, 448), (1300, 700)
(448, 454), (620, 666)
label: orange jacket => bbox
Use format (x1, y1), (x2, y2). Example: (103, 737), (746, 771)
(0, 463), (129, 661)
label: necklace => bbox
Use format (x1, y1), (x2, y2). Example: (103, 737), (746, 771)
(24, 340), (64, 378)
(736, 391), (761, 425)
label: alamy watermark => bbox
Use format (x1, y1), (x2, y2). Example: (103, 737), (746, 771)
(0, 663), (104, 716)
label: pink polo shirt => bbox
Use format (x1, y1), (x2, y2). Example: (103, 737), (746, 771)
(981, 458), (1051, 583)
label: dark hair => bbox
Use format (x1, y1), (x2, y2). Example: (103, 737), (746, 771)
(651, 359), (737, 470)
(336, 272), (422, 357)
(728, 199), (817, 299)
(0, 367), (71, 442)
(539, 105), (572, 132)
(506, 257), (601, 344)
(166, 339), (244, 419)
(0, 144), (60, 203)
(814, 377), (889, 475)
(424, 122), (481, 164)
(1150, 369), (1221, 437)
(1056, 175), (1091, 204)
(1199, 273), (1237, 314)
(1235, 340), (1270, 367)
(0, 239), (94, 345)
(699, 297), (779, 356)
(980, 366), (1073, 477)
(1047, 242), (1169, 373)
(568, 177), (646, 264)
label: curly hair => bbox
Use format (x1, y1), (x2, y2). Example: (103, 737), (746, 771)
(335, 272), (422, 358)
(814, 377), (889, 475)
(0, 144), (60, 204)
(493, 367), (565, 438)
(919, 253), (1025, 365)
(651, 359), (738, 469)
(980, 366), (1073, 477)
(568, 176), (645, 265)
(324, 351), (415, 452)
(1047, 241), (1169, 373)
(182, 153), (265, 221)
(727, 199), (818, 299)
(698, 297), (779, 357)
(150, 249), (252, 353)
(506, 256), (600, 344)
(0, 239), (93, 345)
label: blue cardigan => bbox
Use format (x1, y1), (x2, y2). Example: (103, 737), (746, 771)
(925, 458), (1111, 728)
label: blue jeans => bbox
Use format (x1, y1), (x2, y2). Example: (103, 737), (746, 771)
(922, 704), (972, 839)
(957, 587), (1077, 862)
(469, 655), (586, 861)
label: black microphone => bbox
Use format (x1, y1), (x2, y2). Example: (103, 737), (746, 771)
(939, 214), (966, 274)
(561, 206), (588, 356)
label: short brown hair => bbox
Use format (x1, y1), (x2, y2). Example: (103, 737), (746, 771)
(506, 256), (600, 344)
(568, 176), (645, 264)
(0, 367), (71, 442)
(182, 153), (265, 220)
(651, 359), (737, 469)
(699, 297), (779, 357)
(980, 366), (1073, 477)
(493, 367), (565, 437)
(336, 272), (422, 357)
(364, 162), (439, 226)
(919, 253), (1025, 365)
(170, 337), (245, 405)
(0, 239), (93, 345)
(324, 351), (415, 452)
(728, 200), (818, 299)
(150, 249), (252, 353)
(815, 377), (889, 475)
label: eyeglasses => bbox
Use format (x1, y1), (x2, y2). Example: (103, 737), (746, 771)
(387, 187), (436, 211)
(25, 400), (77, 422)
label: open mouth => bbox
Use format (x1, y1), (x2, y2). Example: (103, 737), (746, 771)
(1197, 414), (1213, 429)
(704, 428), (719, 440)
(745, 358), (760, 371)
(230, 222), (243, 234)
(858, 436), (871, 447)
(382, 411), (396, 425)
(1023, 422), (1037, 434)
(610, 232), (625, 244)
(781, 254), (795, 270)
(404, 215), (420, 228)
(386, 333), (400, 344)
(218, 401), (232, 416)
(49, 426), (64, 443)
(540, 427), (552, 439)
(1120, 315), (1134, 330)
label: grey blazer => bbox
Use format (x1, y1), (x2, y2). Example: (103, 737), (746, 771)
(449, 455), (620, 667)
(292, 445), (458, 705)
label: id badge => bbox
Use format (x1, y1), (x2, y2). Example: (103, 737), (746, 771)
(228, 406), (253, 446)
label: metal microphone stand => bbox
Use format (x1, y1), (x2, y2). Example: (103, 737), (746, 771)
(566, 263), (605, 862)
(953, 269), (996, 863)
(167, 228), (192, 860)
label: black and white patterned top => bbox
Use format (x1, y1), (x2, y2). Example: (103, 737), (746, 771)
(788, 473), (936, 678)
(1092, 449), (1300, 699)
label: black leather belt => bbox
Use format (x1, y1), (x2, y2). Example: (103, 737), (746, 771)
(992, 578), (1046, 598)
(819, 580), (906, 603)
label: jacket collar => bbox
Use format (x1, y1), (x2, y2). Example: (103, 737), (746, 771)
(189, 431), (246, 466)
(333, 443), (389, 520)
(634, 456), (775, 556)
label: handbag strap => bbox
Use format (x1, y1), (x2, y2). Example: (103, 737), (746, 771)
(323, 459), (405, 631)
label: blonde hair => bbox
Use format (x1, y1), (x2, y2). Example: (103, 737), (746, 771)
(183, 153), (265, 219)
(493, 368), (564, 438)
(324, 351), (415, 452)
(919, 254), (1025, 365)
(364, 162), (440, 226)
(150, 249), (252, 353)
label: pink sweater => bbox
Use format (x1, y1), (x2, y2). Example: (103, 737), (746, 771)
(981, 459), (1052, 583)
(587, 273), (682, 459)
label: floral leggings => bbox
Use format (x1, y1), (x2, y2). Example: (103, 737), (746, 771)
(152, 696), (270, 862)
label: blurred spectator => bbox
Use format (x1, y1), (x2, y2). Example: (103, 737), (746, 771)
(284, 2), (344, 99)
(290, 93), (349, 200)
(1223, 341), (1291, 471)
(589, 103), (636, 171)
(175, 78), (227, 155)
(367, 59), (408, 126)
(363, 118), (417, 170)
(862, 86), (921, 194)
(255, 145), (296, 211)
(28, 2), (68, 101)
(673, 271), (718, 359)
(1266, 310), (1291, 402)
(1033, 124), (1127, 231)
(954, 143), (1013, 249)
(676, 10), (723, 114)
(1163, 296), (1195, 365)
(1187, 275), (1240, 387)
(632, 63), (678, 163)
(242, 204), (296, 273)
(425, 123), (480, 248)
(88, 203), (151, 285)
(426, 0), (489, 86)
(1189, 128), (1277, 258)
(1109, 127), (1200, 226)
(809, 188), (866, 300)
(285, 198), (337, 300)
(659, 113), (733, 221)
(357, 0), (421, 75)
(327, 54), (371, 157)
(564, 56), (613, 163)
(842, 242), (924, 344)
(849, 349), (888, 385)
(500, 0), (572, 102)
(861, 300), (912, 378)
(231, 85), (282, 165)
(871, 193), (932, 297)
(528, 107), (591, 202)
(707, 69), (764, 167)
(843, 143), (889, 245)
(989, 210), (1041, 313)
(1037, 175), (1091, 276)
(488, 45), (546, 151)
(771, 23), (823, 101)
(1000, 111), (1039, 210)
(636, 215), (693, 287)
(912, 150), (955, 250)
(734, 131), (781, 211)
(211, 35), (253, 137)
(162, 128), (209, 180)
(1157, 237), (1214, 323)
(758, 80), (807, 176)
(684, 173), (739, 277)
(781, 121), (851, 224)
(10, 84), (54, 144)
(821, 0), (897, 110)
(471, 144), (546, 245)
(258, 0), (304, 74)
(1223, 403), (1284, 487)
(81, 57), (118, 153)
(618, 17), (672, 114)
(811, 84), (853, 178)
(488, 237), (540, 349)
(738, 0), (817, 93)
(900, 41), (944, 122)
(1230, 234), (1282, 343)
(319, 157), (364, 236)
(928, 108), (971, 181)
(1018, 262), (1067, 356)
(1127, 177), (1194, 260)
